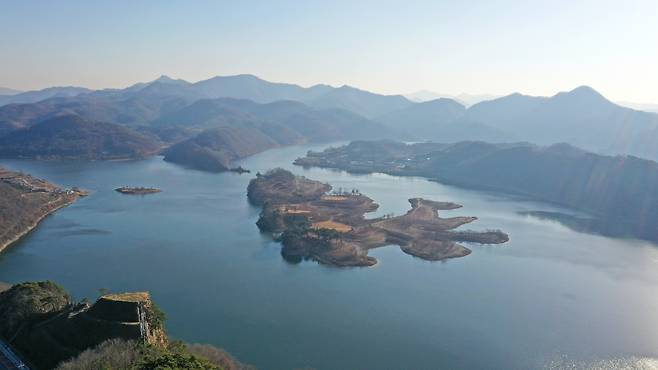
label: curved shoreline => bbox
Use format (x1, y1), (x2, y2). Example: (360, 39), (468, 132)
(0, 199), (78, 254)
(0, 167), (87, 254)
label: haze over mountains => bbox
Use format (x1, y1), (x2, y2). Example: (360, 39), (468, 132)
(158, 97), (389, 171)
(0, 86), (91, 106)
(406, 89), (658, 113)
(618, 101), (658, 113)
(404, 90), (502, 107)
(381, 86), (658, 159)
(0, 87), (23, 96)
(0, 75), (407, 169)
(0, 73), (658, 167)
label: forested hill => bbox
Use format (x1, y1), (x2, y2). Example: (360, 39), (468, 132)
(0, 114), (162, 160)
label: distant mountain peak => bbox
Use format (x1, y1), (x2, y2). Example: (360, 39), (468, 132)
(421, 97), (465, 108)
(337, 84), (358, 91)
(232, 73), (261, 79)
(133, 75), (191, 96)
(557, 85), (607, 102)
(155, 75), (175, 82)
(151, 75), (188, 85)
(571, 85), (597, 93)
(202, 74), (264, 83)
(546, 142), (587, 155)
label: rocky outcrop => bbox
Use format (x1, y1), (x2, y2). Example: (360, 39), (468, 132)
(0, 281), (71, 340)
(0, 284), (167, 369)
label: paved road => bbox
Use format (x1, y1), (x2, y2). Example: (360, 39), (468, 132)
(0, 340), (29, 370)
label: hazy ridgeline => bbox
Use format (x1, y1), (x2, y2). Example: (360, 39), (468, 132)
(0, 75), (658, 168)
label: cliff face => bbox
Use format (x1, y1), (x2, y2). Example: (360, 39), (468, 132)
(0, 284), (167, 369)
(1, 282), (255, 370)
(86, 293), (168, 347)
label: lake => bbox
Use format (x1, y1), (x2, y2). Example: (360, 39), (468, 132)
(1, 143), (658, 370)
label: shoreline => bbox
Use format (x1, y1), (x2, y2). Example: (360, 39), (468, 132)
(0, 166), (88, 255)
(0, 197), (80, 254)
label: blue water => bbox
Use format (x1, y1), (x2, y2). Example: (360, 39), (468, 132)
(1, 143), (658, 370)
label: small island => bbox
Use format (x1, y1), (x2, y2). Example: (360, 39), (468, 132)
(247, 169), (508, 267)
(115, 186), (162, 195)
(230, 166), (251, 174)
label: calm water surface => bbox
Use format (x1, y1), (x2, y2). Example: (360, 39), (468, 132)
(1, 143), (658, 370)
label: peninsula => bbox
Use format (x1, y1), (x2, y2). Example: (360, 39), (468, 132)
(0, 167), (87, 253)
(247, 169), (508, 267)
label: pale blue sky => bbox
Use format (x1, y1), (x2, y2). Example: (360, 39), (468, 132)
(1, 0), (656, 102)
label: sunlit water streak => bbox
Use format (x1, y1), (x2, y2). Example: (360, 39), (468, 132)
(544, 356), (658, 370)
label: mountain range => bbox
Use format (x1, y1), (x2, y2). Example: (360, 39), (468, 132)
(406, 89), (658, 113)
(159, 98), (392, 171)
(0, 74), (658, 166)
(404, 90), (502, 107)
(0, 78), (399, 168)
(381, 86), (658, 159)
